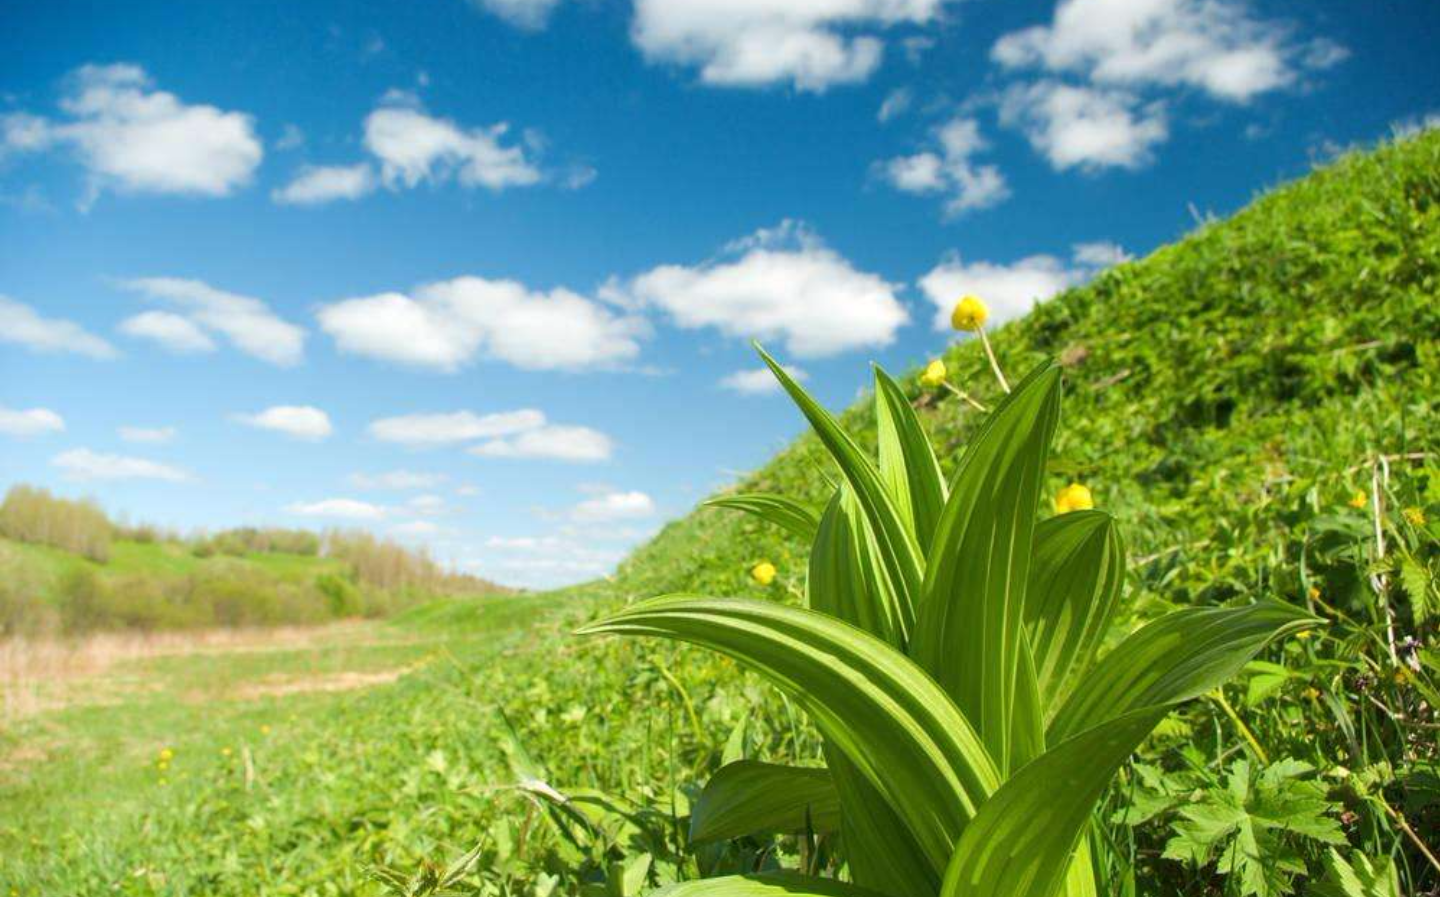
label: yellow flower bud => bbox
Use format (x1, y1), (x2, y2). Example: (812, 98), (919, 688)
(1348, 491), (1367, 509)
(950, 295), (989, 332)
(1403, 506), (1426, 526)
(1054, 483), (1094, 515)
(158, 747), (174, 762)
(750, 561), (777, 586)
(920, 359), (947, 388)
(260, 724), (272, 735)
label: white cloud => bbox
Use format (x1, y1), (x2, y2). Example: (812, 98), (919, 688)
(349, 469), (446, 490)
(1072, 240), (1132, 267)
(992, 0), (1344, 103)
(569, 489), (655, 523)
(614, 221), (906, 358)
(878, 87), (913, 122)
(285, 498), (387, 521)
(318, 276), (646, 372)
(720, 365), (807, 395)
(998, 81), (1167, 171)
(630, 0), (953, 91)
(391, 519), (441, 537)
(53, 448), (190, 482)
(0, 407), (65, 437)
(917, 242), (1127, 329)
(119, 310), (217, 353)
(0, 296), (118, 359)
(271, 163), (376, 205)
(364, 97), (541, 191)
(879, 117), (1010, 215)
(470, 425), (614, 463)
(119, 425), (176, 444)
(0, 63), (261, 205)
(367, 409), (547, 446)
(235, 405), (333, 441)
(406, 494), (448, 516)
(117, 278), (305, 366)
(470, 0), (562, 30)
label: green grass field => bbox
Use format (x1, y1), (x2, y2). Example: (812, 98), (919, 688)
(1, 132), (1437, 896)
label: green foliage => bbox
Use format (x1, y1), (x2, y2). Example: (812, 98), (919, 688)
(0, 484), (113, 562)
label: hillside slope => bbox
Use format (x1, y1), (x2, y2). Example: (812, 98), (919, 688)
(607, 130), (1439, 622)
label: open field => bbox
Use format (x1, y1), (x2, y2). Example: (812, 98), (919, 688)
(1, 133), (1438, 895)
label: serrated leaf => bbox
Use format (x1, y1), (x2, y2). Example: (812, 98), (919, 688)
(688, 760), (841, 844)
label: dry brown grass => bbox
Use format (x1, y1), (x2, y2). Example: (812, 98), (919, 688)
(0, 621), (395, 722)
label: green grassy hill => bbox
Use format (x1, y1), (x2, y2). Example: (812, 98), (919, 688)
(3, 132), (1437, 897)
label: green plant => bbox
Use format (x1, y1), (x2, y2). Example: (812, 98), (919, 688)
(580, 347), (1318, 897)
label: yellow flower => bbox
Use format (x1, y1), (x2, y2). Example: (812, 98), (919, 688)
(950, 295), (989, 332)
(1348, 490), (1367, 509)
(1306, 586), (1320, 601)
(221, 747), (232, 757)
(158, 747), (174, 762)
(1054, 483), (1094, 515)
(1403, 506), (1426, 526)
(920, 359), (947, 388)
(259, 724), (272, 736)
(1302, 687), (1320, 700)
(750, 561), (777, 586)
(156, 760), (169, 772)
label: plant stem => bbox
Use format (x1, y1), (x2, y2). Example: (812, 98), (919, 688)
(1210, 689), (1269, 764)
(942, 381), (989, 412)
(977, 327), (1011, 393)
(1369, 456), (1399, 664)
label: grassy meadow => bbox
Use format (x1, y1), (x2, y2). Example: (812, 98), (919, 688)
(2, 132), (1439, 896)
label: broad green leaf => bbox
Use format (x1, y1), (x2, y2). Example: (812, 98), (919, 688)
(809, 486), (906, 647)
(651, 873), (892, 897)
(578, 595), (1000, 872)
(758, 345), (922, 639)
(940, 706), (1169, 897)
(1049, 602), (1320, 743)
(705, 493), (821, 544)
(1310, 849), (1402, 897)
(1009, 627), (1047, 771)
(825, 746), (939, 897)
(874, 366), (946, 552)
(688, 760), (841, 844)
(913, 361), (1062, 774)
(1026, 510), (1125, 715)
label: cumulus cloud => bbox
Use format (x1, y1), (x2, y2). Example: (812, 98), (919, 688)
(720, 365), (807, 395)
(470, 425), (614, 462)
(878, 88), (914, 123)
(118, 310), (216, 354)
(0, 296), (118, 359)
(998, 81), (1167, 171)
(116, 278), (305, 366)
(878, 117), (1010, 215)
(285, 498), (387, 520)
(53, 448), (191, 482)
(992, 0), (1345, 103)
(0, 407), (65, 437)
(917, 241), (1128, 330)
(235, 405), (333, 440)
(271, 163), (376, 205)
(612, 221), (906, 358)
(119, 425), (176, 444)
(0, 63), (261, 206)
(318, 276), (646, 372)
(391, 519), (441, 537)
(630, 0), (954, 92)
(569, 488), (656, 523)
(349, 469), (447, 490)
(368, 409), (547, 446)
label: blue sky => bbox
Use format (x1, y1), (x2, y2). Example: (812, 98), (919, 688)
(2, 0), (1436, 587)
